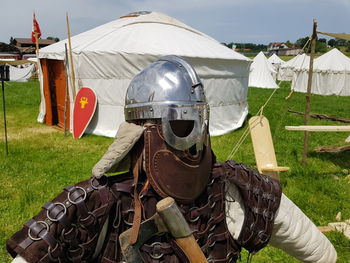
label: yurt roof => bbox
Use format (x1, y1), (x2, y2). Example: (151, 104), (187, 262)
(40, 11), (250, 62)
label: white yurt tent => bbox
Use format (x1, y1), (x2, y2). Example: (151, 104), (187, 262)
(38, 11), (251, 137)
(292, 48), (350, 96)
(268, 53), (284, 71)
(248, 51), (279, 89)
(277, 54), (310, 81)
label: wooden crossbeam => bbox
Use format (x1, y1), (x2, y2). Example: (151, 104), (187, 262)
(285, 126), (350, 132)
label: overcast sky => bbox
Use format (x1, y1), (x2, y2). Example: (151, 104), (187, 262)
(1, 0), (349, 45)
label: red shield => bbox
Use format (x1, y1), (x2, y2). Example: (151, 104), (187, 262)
(72, 87), (97, 138)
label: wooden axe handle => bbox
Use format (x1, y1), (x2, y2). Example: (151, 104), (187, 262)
(156, 197), (208, 263)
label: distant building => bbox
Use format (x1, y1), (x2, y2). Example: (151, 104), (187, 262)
(0, 42), (20, 60)
(267, 42), (302, 56)
(12, 38), (55, 55)
(268, 42), (288, 51)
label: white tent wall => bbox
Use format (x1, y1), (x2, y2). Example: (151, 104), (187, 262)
(8, 64), (35, 82)
(278, 54), (310, 81)
(190, 57), (250, 136)
(292, 70), (350, 96)
(38, 12), (251, 137)
(72, 54), (251, 137)
(291, 49), (350, 96)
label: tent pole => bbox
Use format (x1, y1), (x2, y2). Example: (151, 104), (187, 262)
(302, 20), (317, 166)
(66, 12), (76, 99)
(64, 44), (69, 136)
(1, 79), (8, 155)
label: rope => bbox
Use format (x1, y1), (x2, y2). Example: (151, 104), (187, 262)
(227, 125), (250, 160)
(227, 38), (313, 160)
(227, 86), (279, 160)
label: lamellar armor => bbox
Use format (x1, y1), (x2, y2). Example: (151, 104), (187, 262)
(7, 56), (282, 263)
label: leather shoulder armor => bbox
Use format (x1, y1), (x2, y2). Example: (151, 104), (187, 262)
(212, 160), (282, 254)
(6, 176), (115, 263)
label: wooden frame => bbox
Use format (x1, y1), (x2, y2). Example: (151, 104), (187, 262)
(285, 126), (350, 132)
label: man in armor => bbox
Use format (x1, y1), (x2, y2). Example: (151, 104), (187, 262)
(7, 55), (336, 263)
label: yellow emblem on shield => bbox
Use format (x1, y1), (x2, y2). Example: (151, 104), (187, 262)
(80, 97), (88, 109)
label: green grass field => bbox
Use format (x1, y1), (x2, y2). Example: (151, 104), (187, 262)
(0, 80), (350, 262)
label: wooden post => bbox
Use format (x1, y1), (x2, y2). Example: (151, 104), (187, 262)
(64, 44), (69, 136)
(302, 20), (317, 166)
(66, 13), (76, 98)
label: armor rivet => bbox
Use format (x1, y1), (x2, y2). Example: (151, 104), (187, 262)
(150, 108), (153, 112)
(191, 89), (194, 94)
(183, 110), (187, 114)
(66, 201), (70, 205)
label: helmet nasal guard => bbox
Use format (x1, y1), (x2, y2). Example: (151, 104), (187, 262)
(124, 55), (209, 151)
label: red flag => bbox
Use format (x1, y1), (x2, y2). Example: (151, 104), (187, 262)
(31, 14), (41, 43)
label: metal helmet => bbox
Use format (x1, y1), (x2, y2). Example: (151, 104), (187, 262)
(124, 55), (209, 151)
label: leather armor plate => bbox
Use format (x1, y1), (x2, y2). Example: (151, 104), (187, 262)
(144, 124), (212, 203)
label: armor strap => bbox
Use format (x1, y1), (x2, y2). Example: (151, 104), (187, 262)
(129, 140), (144, 245)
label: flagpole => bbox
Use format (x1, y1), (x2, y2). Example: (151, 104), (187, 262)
(34, 12), (39, 56)
(66, 12), (76, 98)
(33, 11), (40, 80)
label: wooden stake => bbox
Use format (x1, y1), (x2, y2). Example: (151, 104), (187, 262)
(302, 20), (317, 166)
(66, 13), (76, 98)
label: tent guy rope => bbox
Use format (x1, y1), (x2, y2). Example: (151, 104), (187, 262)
(227, 27), (316, 160)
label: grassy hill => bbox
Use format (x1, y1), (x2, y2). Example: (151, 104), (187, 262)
(0, 80), (349, 262)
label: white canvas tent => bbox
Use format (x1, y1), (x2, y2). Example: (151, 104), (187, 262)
(292, 48), (350, 96)
(268, 53), (284, 70)
(38, 11), (251, 137)
(248, 51), (279, 89)
(8, 64), (35, 82)
(277, 54), (310, 81)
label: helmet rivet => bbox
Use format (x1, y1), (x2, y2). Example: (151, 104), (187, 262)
(183, 110), (187, 114)
(150, 108), (153, 112)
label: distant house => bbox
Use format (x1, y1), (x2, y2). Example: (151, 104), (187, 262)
(0, 42), (20, 60)
(268, 42), (288, 51)
(267, 42), (302, 56)
(13, 38), (55, 54)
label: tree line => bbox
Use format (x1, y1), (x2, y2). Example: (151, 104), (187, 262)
(223, 37), (350, 53)
(295, 36), (350, 53)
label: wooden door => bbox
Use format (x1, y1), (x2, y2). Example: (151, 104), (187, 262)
(41, 59), (70, 130)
